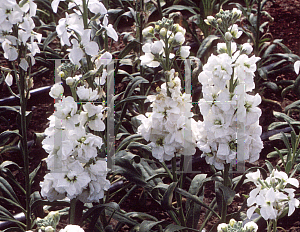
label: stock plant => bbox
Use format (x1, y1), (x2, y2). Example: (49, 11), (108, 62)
(0, 0), (299, 232)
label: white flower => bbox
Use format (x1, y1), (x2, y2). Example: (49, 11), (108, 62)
(5, 73), (13, 86)
(76, 86), (99, 101)
(241, 43), (253, 55)
(49, 83), (64, 99)
(173, 32), (185, 45)
(56, 13), (84, 46)
(102, 15), (118, 41)
(59, 225), (85, 232)
(2, 39), (18, 61)
(140, 53), (160, 67)
(83, 102), (106, 131)
(88, 0), (107, 15)
(95, 52), (112, 69)
(229, 24), (242, 39)
(68, 29), (99, 67)
(246, 169), (261, 185)
(180, 46), (190, 58)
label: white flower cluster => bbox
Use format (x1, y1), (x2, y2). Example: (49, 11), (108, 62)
(52, 0), (117, 68)
(196, 40), (263, 170)
(0, 0), (41, 71)
(41, 86), (110, 203)
(217, 218), (258, 232)
(137, 69), (198, 161)
(140, 18), (191, 68)
(246, 169), (299, 221)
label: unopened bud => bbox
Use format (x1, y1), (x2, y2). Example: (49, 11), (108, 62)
(66, 77), (75, 86)
(160, 28), (167, 37)
(225, 31), (232, 41)
(205, 16), (215, 25)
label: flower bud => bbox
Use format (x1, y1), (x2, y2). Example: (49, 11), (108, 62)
(155, 24), (161, 31)
(66, 77), (75, 86)
(217, 223), (228, 232)
(180, 46), (190, 58)
(205, 16), (215, 25)
(160, 28), (167, 37)
(225, 32), (232, 41)
(58, 71), (65, 78)
(244, 221), (258, 232)
(45, 226), (55, 232)
(142, 26), (154, 37)
(217, 18), (222, 25)
(229, 218), (236, 227)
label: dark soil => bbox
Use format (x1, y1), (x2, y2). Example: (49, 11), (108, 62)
(1, 0), (300, 231)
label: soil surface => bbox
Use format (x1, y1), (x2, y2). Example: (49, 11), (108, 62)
(1, 0), (300, 231)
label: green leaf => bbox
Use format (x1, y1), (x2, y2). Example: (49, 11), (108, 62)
(0, 196), (25, 213)
(118, 40), (139, 59)
(267, 148), (288, 159)
(3, 227), (24, 232)
(265, 160), (274, 173)
(81, 202), (120, 228)
(43, 31), (58, 51)
(281, 85), (294, 98)
(161, 182), (177, 210)
(273, 111), (296, 123)
(113, 150), (147, 186)
(0, 106), (19, 113)
(286, 160), (292, 174)
(0, 131), (22, 147)
(163, 5), (197, 15)
(139, 220), (163, 232)
(196, 35), (219, 59)
(116, 134), (144, 152)
(186, 174), (207, 229)
(0, 177), (20, 205)
(285, 100), (300, 113)
(114, 96), (147, 109)
(29, 162), (41, 185)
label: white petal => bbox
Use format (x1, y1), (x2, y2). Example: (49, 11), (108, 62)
(294, 61), (300, 74)
(5, 73), (13, 86)
(85, 41), (99, 56)
(106, 25), (118, 41)
(20, 58), (29, 71)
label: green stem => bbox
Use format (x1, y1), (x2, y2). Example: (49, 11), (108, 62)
(82, 0), (94, 86)
(69, 198), (77, 224)
(161, 162), (173, 180)
(220, 163), (231, 223)
(254, 0), (261, 56)
(171, 156), (185, 226)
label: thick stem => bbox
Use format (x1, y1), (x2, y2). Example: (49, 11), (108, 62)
(220, 163), (231, 223)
